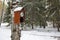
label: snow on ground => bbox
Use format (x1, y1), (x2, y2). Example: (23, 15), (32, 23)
(0, 28), (11, 40)
(0, 23), (60, 40)
(21, 31), (58, 40)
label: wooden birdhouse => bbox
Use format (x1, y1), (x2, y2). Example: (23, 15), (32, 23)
(14, 7), (25, 24)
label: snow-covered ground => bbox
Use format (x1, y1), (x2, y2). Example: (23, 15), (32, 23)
(0, 23), (60, 40)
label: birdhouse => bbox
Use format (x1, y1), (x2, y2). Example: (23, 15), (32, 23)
(14, 7), (25, 24)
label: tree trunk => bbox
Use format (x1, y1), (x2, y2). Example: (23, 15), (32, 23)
(31, 23), (34, 29)
(39, 24), (42, 28)
(57, 27), (60, 32)
(21, 23), (24, 30)
(11, 24), (21, 40)
(53, 20), (55, 28)
(56, 23), (60, 32)
(11, 9), (21, 40)
(1, 0), (5, 23)
(39, 21), (42, 28)
(0, 0), (5, 26)
(57, 24), (60, 32)
(43, 21), (46, 29)
(43, 26), (45, 29)
(0, 16), (1, 26)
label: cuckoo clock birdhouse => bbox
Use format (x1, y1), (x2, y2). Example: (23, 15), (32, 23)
(14, 7), (25, 24)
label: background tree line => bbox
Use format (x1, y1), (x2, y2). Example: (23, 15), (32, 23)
(3, 0), (60, 31)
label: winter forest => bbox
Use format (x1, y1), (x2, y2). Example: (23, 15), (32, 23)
(0, 0), (60, 40)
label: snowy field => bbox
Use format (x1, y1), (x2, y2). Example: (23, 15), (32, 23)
(0, 23), (60, 40)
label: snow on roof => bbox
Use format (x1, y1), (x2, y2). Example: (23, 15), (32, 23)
(14, 7), (23, 11)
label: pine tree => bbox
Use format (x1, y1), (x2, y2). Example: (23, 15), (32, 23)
(47, 0), (60, 31)
(4, 2), (11, 23)
(22, 0), (47, 29)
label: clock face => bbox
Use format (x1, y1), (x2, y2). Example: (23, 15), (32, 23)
(20, 12), (24, 17)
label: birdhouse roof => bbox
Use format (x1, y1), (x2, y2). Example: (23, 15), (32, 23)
(14, 7), (23, 11)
